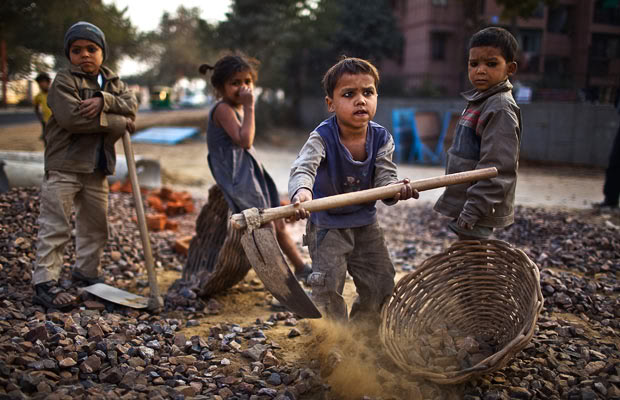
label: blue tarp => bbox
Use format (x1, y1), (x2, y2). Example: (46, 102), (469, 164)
(131, 126), (200, 145)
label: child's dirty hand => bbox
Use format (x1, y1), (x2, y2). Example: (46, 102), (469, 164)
(289, 188), (312, 221)
(126, 117), (136, 134)
(238, 86), (254, 108)
(456, 216), (474, 230)
(79, 97), (103, 119)
(393, 179), (419, 202)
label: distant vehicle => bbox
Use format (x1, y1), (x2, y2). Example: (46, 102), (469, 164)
(150, 86), (172, 110)
(179, 91), (210, 108)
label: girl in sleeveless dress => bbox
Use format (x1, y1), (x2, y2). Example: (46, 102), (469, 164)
(200, 54), (312, 282)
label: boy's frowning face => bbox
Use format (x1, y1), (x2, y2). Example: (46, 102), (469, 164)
(468, 46), (516, 91)
(326, 73), (377, 136)
(69, 39), (103, 76)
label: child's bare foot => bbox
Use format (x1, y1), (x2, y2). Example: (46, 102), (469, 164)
(33, 282), (76, 311)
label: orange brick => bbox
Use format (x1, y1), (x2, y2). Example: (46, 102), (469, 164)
(173, 236), (193, 256)
(120, 179), (133, 193)
(146, 213), (166, 231)
(168, 190), (192, 202)
(165, 201), (185, 216)
(110, 181), (122, 193)
(164, 220), (179, 231)
(180, 191), (192, 202)
(147, 195), (165, 212)
(168, 192), (182, 202)
(182, 200), (194, 213)
(159, 187), (173, 201)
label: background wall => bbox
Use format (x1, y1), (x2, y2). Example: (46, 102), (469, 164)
(297, 98), (618, 168)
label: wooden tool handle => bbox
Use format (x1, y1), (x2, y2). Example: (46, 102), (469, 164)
(230, 167), (497, 230)
(122, 131), (163, 310)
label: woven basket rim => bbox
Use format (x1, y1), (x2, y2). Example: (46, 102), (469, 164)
(380, 239), (544, 385)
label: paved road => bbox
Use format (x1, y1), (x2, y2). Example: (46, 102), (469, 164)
(254, 144), (605, 210)
(0, 108), (37, 126)
(0, 106), (605, 210)
(0, 106), (185, 126)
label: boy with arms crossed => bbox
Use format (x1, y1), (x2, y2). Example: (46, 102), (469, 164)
(33, 22), (137, 310)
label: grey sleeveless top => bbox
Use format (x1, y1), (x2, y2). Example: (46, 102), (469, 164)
(206, 101), (280, 213)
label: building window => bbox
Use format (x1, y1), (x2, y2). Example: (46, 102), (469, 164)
(517, 29), (542, 73)
(591, 34), (620, 59)
(518, 29), (542, 53)
(430, 32), (447, 60)
(390, 0), (408, 15)
(431, 0), (448, 6)
(531, 2), (545, 18)
(544, 56), (571, 79)
(589, 33), (620, 76)
(593, 0), (620, 26)
(547, 6), (574, 34)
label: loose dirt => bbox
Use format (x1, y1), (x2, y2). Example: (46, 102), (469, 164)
(1, 109), (617, 399)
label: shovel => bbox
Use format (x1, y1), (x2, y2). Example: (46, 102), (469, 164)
(231, 167), (498, 319)
(82, 131), (164, 311)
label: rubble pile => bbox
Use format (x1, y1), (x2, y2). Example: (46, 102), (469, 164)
(379, 204), (620, 399)
(403, 327), (499, 373)
(0, 187), (617, 399)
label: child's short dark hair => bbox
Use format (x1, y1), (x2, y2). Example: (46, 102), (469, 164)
(469, 27), (518, 63)
(322, 57), (380, 98)
(35, 72), (51, 83)
(199, 53), (259, 93)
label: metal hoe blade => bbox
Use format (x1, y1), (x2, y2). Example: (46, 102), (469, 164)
(241, 227), (322, 319)
(82, 283), (150, 309)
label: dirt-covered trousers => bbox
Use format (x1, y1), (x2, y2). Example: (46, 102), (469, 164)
(304, 220), (395, 323)
(33, 170), (109, 286)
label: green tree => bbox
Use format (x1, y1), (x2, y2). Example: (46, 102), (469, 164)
(0, 0), (138, 78)
(136, 6), (218, 87)
(216, 0), (314, 90)
(495, 0), (558, 32)
(216, 0), (403, 124)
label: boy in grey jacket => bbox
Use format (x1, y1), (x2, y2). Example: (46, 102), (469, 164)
(434, 27), (522, 239)
(32, 22), (137, 310)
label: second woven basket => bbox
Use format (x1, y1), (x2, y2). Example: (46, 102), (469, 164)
(380, 239), (543, 385)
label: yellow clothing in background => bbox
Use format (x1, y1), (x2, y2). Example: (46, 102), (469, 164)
(34, 92), (52, 123)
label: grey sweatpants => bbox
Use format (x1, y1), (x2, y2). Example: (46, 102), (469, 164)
(33, 170), (109, 286)
(305, 220), (395, 324)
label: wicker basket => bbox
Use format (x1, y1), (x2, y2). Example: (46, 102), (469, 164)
(380, 240), (543, 385)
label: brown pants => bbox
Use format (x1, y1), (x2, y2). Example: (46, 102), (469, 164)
(33, 170), (109, 286)
(305, 220), (395, 324)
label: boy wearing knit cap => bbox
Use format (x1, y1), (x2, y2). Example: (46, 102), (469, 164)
(32, 21), (138, 310)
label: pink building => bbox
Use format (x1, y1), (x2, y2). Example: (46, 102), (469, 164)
(383, 0), (620, 102)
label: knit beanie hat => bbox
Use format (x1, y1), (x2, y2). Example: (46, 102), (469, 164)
(63, 21), (107, 61)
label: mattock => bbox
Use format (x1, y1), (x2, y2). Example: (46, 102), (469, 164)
(230, 167), (499, 318)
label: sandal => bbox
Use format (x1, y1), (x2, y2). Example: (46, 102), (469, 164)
(72, 269), (104, 285)
(33, 281), (76, 311)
